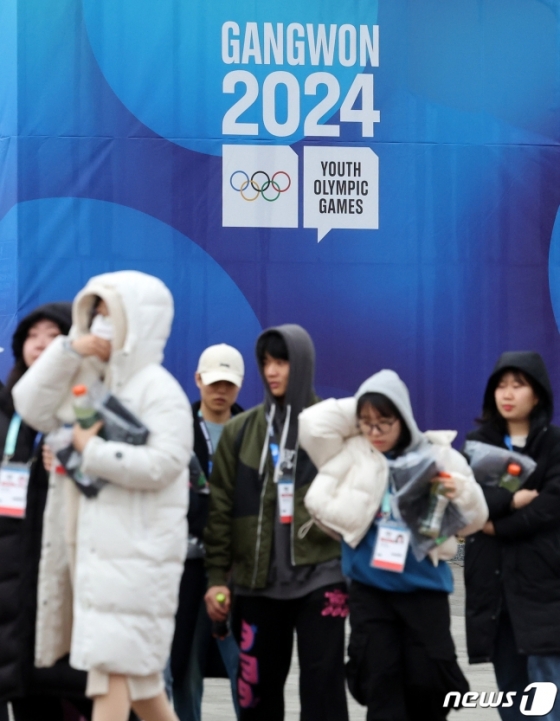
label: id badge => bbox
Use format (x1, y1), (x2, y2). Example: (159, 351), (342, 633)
(277, 477), (294, 524)
(0, 462), (31, 518)
(371, 521), (410, 573)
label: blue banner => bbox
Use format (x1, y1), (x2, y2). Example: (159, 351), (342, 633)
(2, 0), (560, 439)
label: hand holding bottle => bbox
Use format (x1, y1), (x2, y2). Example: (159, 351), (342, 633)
(204, 586), (231, 622)
(433, 472), (458, 500)
(419, 473), (454, 539)
(72, 421), (104, 453)
(72, 385), (104, 452)
(211, 592), (231, 639)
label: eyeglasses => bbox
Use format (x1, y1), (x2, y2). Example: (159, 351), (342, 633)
(357, 417), (398, 436)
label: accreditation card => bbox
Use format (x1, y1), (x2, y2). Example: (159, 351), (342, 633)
(0, 462), (30, 518)
(277, 477), (294, 524)
(371, 520), (410, 573)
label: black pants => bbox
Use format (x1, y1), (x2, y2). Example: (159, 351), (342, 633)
(9, 697), (139, 721)
(347, 581), (469, 721)
(232, 584), (349, 721)
(491, 611), (529, 721)
(0, 703), (8, 721)
(10, 696), (92, 721)
(171, 559), (207, 682)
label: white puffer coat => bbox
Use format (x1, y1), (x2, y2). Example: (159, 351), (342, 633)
(13, 271), (192, 677)
(299, 371), (488, 565)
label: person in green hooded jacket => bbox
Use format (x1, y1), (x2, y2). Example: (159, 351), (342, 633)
(204, 325), (348, 721)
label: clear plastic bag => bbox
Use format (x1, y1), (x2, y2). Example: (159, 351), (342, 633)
(46, 382), (150, 498)
(89, 381), (149, 445)
(389, 449), (467, 561)
(463, 440), (536, 489)
(45, 426), (106, 497)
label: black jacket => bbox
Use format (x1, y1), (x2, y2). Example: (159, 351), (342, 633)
(171, 400), (244, 683)
(0, 302), (88, 704)
(464, 352), (560, 660)
(0, 389), (88, 702)
(187, 400), (243, 541)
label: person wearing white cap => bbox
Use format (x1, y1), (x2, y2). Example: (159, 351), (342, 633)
(170, 344), (245, 721)
(195, 344), (244, 427)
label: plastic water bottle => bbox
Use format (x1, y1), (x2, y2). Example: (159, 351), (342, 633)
(419, 473), (451, 539)
(211, 592), (230, 639)
(499, 463), (522, 493)
(72, 385), (101, 429)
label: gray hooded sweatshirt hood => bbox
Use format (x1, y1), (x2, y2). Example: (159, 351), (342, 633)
(256, 323), (316, 458)
(355, 369), (425, 454)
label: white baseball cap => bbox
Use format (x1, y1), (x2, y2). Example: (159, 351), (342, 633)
(197, 344), (244, 387)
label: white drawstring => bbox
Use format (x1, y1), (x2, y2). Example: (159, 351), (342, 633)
(298, 518), (314, 539)
(274, 404), (292, 484)
(258, 405), (276, 477)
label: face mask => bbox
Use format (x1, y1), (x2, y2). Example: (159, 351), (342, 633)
(90, 313), (114, 341)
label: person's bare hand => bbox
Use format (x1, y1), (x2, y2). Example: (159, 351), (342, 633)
(204, 586), (231, 622)
(42, 445), (54, 472)
(512, 488), (539, 510)
(71, 335), (111, 361)
(482, 520), (495, 535)
(432, 473), (458, 500)
(72, 421), (104, 454)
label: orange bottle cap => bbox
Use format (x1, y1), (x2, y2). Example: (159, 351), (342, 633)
(438, 472), (452, 478)
(507, 463), (522, 476)
(72, 385), (87, 396)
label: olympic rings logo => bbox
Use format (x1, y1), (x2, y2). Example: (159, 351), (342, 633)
(229, 170), (291, 202)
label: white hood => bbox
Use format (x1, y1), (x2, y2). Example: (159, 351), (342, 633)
(355, 369), (425, 453)
(72, 270), (174, 386)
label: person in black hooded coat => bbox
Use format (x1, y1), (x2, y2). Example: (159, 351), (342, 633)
(464, 351), (560, 720)
(0, 303), (93, 721)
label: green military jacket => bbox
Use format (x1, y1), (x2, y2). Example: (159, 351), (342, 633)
(204, 401), (341, 589)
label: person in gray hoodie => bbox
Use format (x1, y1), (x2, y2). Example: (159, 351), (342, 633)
(204, 325), (348, 721)
(299, 370), (487, 721)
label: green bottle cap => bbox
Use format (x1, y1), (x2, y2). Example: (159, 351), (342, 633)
(216, 592), (226, 604)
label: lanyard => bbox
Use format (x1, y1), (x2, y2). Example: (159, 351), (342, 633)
(504, 435), (513, 451)
(198, 410), (220, 476)
(4, 414), (23, 460)
(380, 488), (392, 518)
(378, 467), (402, 522)
(198, 410), (214, 458)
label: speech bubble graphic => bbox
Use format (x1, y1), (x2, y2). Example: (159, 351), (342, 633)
(223, 145), (298, 228)
(304, 146), (378, 241)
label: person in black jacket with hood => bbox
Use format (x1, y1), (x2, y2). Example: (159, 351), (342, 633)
(0, 303), (92, 721)
(464, 351), (560, 720)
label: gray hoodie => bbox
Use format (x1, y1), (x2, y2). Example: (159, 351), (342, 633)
(257, 323), (315, 457)
(355, 369), (426, 454)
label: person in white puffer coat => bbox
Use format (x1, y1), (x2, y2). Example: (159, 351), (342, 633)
(12, 271), (192, 721)
(299, 370), (488, 721)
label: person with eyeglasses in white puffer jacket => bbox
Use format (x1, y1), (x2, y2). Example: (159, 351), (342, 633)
(299, 369), (488, 721)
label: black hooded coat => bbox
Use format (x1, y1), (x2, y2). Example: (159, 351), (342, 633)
(464, 352), (560, 661)
(0, 304), (89, 705)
